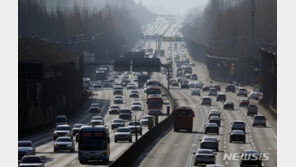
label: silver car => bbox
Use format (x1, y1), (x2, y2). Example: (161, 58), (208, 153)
(111, 119), (125, 129)
(194, 149), (216, 166)
(128, 121), (142, 135)
(54, 136), (75, 152)
(114, 127), (132, 142)
(53, 124), (71, 140)
(18, 140), (36, 160)
(208, 88), (217, 96)
(200, 137), (219, 151)
(252, 116), (266, 127)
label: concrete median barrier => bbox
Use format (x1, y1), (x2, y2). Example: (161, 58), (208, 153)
(109, 84), (176, 167)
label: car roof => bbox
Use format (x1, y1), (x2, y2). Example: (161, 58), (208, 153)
(57, 136), (71, 140)
(117, 127), (129, 130)
(209, 116), (220, 120)
(233, 120), (244, 123)
(218, 93), (225, 95)
(197, 149), (213, 153)
(57, 124), (70, 128)
(243, 150), (259, 154)
(225, 101), (233, 104)
(203, 136), (218, 142)
(210, 110), (220, 114)
(207, 123), (218, 127)
(18, 140), (32, 144)
(175, 106), (193, 110)
(91, 103), (99, 105)
(202, 96), (210, 99)
(231, 130), (245, 134)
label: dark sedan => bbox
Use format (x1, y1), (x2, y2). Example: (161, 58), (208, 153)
(223, 101), (234, 110)
(230, 130), (246, 143)
(205, 123), (219, 135)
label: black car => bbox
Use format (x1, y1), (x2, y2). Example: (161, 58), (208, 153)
(181, 83), (189, 89)
(252, 116), (266, 127)
(119, 108), (132, 120)
(202, 96), (211, 105)
(200, 137), (219, 151)
(231, 120), (246, 133)
(225, 84), (235, 92)
(205, 123), (219, 135)
(216, 93), (226, 102)
(223, 101), (234, 110)
(108, 105), (120, 114)
(20, 155), (44, 167)
(240, 150), (262, 167)
(89, 103), (100, 113)
(247, 104), (258, 116)
(230, 130), (246, 143)
(194, 149), (216, 166)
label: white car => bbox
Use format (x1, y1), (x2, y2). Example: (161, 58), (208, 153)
(91, 115), (104, 125)
(128, 121), (142, 135)
(141, 115), (154, 126)
(248, 91), (260, 100)
(114, 95), (123, 104)
(115, 127), (132, 142)
(54, 136), (75, 152)
(127, 83), (136, 89)
(131, 102), (142, 111)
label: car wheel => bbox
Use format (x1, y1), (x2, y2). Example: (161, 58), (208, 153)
(243, 140), (246, 144)
(79, 159), (86, 164)
(54, 149), (58, 152)
(230, 140), (232, 143)
(115, 139), (118, 143)
(140, 132), (142, 135)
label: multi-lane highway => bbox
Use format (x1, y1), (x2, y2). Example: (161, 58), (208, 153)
(19, 17), (277, 167)
(136, 20), (277, 167)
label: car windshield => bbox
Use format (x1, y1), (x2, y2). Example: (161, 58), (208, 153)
(111, 106), (119, 109)
(255, 116), (266, 120)
(57, 138), (71, 142)
(203, 98), (211, 102)
(121, 109), (131, 113)
(56, 126), (70, 130)
(198, 150), (212, 154)
(22, 156), (41, 163)
(117, 128), (130, 132)
(56, 117), (66, 122)
(74, 124), (83, 128)
(91, 103), (99, 107)
(133, 102), (141, 105)
(129, 122), (141, 126)
(18, 142), (32, 147)
(114, 120), (124, 123)
(131, 91), (138, 94)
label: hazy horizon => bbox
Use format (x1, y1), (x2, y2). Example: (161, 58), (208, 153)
(135, 0), (209, 15)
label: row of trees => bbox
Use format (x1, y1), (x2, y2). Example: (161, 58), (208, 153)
(183, 0), (276, 85)
(19, 0), (156, 59)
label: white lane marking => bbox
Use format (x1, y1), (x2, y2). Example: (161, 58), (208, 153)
(71, 160), (76, 164)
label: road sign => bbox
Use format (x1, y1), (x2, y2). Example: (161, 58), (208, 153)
(132, 58), (161, 72)
(114, 58), (131, 71)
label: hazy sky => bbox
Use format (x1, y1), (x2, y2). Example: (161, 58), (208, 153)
(135, 0), (209, 15)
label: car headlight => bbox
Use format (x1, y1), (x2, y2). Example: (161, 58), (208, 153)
(54, 144), (58, 147)
(54, 132), (58, 135)
(100, 152), (107, 156)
